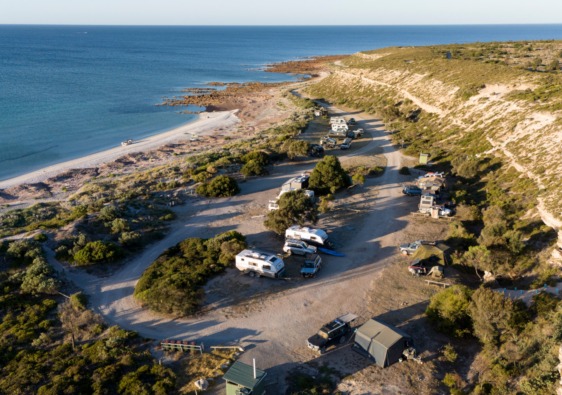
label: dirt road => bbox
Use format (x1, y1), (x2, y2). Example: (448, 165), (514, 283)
(51, 104), (414, 391)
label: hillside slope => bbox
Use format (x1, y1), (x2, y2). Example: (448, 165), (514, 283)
(310, 42), (562, 258)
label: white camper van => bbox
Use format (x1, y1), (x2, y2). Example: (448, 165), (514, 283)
(235, 249), (285, 278)
(285, 226), (332, 248)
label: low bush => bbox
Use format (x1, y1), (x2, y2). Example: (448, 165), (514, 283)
(196, 175), (240, 197)
(134, 231), (247, 316)
(73, 241), (122, 266)
(240, 159), (267, 177)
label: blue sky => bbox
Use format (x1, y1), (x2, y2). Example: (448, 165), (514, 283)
(1, 0), (561, 25)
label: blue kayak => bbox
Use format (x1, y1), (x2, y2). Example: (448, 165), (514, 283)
(318, 247), (345, 257)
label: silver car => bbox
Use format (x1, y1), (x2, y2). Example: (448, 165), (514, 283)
(283, 239), (318, 255)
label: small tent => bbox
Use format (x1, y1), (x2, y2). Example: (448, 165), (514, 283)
(353, 319), (412, 368)
(411, 244), (450, 266)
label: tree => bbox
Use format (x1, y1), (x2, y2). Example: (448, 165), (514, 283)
(59, 293), (104, 350)
(264, 190), (318, 234)
(426, 285), (473, 337)
(195, 175), (240, 197)
(478, 205), (508, 247)
(308, 155), (350, 195)
(469, 287), (525, 348)
(461, 245), (492, 279)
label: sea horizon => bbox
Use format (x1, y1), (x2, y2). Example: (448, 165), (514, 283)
(2, 24), (562, 182)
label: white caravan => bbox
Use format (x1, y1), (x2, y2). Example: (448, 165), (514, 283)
(285, 225), (332, 248)
(235, 249), (285, 278)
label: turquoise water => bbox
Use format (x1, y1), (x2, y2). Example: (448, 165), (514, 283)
(2, 25), (562, 181)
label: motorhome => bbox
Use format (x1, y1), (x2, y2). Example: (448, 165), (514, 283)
(235, 250), (285, 278)
(285, 226), (332, 248)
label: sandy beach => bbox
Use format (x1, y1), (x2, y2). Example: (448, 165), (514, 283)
(0, 110), (239, 191)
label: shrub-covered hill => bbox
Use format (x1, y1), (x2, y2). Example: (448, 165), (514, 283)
(134, 231), (247, 317)
(0, 238), (175, 395)
(308, 41), (562, 246)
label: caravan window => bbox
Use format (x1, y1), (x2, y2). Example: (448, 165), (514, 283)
(262, 265), (271, 271)
(249, 262), (257, 267)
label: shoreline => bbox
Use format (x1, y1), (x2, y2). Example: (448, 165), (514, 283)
(0, 110), (240, 191)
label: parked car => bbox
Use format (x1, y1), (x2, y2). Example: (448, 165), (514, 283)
(320, 136), (337, 148)
(340, 137), (352, 150)
(348, 118), (356, 126)
(308, 144), (325, 157)
(399, 241), (422, 255)
(300, 254), (322, 278)
(402, 185), (423, 196)
(439, 207), (453, 217)
(283, 239), (318, 256)
(307, 313), (358, 354)
(399, 240), (436, 255)
(408, 258), (431, 276)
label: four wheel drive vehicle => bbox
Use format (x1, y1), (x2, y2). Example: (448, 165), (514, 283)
(402, 185), (423, 196)
(340, 137), (352, 150)
(235, 249), (285, 278)
(320, 136), (337, 148)
(308, 144), (325, 157)
(399, 241), (422, 255)
(300, 254), (322, 278)
(307, 313), (358, 353)
(399, 240), (436, 255)
(283, 239), (318, 256)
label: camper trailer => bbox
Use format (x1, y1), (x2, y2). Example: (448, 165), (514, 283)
(235, 250), (285, 278)
(285, 226), (332, 248)
(281, 174), (310, 192)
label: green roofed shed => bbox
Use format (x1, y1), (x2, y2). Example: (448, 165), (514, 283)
(223, 361), (267, 395)
(353, 318), (412, 368)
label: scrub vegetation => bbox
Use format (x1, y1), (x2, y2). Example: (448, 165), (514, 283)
(306, 40), (562, 394)
(134, 231), (247, 317)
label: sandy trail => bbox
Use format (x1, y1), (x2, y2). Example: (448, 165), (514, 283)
(0, 110), (239, 190)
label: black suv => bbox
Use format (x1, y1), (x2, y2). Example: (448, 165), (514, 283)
(307, 313), (357, 354)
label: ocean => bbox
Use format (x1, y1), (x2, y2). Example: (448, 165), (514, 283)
(2, 24), (562, 181)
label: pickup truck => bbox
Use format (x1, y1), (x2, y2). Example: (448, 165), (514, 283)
(307, 313), (358, 354)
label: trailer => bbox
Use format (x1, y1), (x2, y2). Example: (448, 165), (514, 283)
(235, 249), (285, 278)
(285, 225), (333, 248)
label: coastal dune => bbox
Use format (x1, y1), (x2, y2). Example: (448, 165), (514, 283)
(0, 110), (239, 190)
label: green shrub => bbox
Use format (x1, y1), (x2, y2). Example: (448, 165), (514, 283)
(282, 140), (310, 159)
(240, 159), (267, 177)
(398, 166), (410, 175)
(33, 233), (48, 242)
(73, 241), (122, 266)
(241, 150), (269, 166)
(196, 175), (240, 197)
(426, 285), (473, 337)
(264, 190), (318, 235)
(308, 155), (350, 195)
(134, 231), (247, 316)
